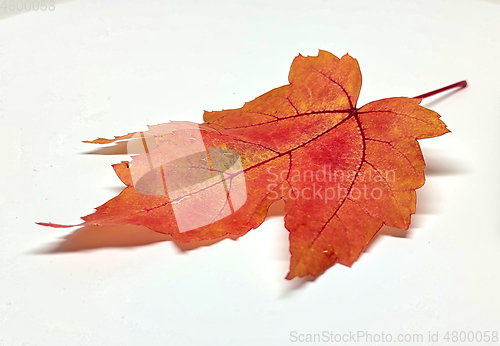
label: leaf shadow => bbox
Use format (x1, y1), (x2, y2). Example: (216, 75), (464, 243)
(39, 136), (468, 292)
(422, 148), (470, 177)
(34, 224), (239, 254)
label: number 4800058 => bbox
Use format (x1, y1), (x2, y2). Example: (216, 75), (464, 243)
(443, 331), (498, 343)
(0, 0), (56, 11)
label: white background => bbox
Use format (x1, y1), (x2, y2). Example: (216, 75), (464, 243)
(1, 0), (499, 345)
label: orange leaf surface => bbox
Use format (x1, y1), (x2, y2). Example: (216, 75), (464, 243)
(41, 50), (451, 279)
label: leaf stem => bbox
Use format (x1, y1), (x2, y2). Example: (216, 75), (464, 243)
(413, 80), (467, 99)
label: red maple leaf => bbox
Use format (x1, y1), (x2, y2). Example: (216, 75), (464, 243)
(39, 50), (465, 279)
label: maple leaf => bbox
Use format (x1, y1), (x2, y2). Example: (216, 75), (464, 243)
(39, 50), (461, 280)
